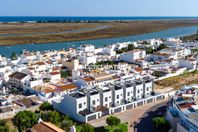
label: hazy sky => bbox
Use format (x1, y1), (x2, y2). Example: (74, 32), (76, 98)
(1, 0), (198, 16)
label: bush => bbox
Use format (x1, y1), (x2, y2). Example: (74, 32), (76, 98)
(104, 123), (128, 132)
(10, 52), (18, 60)
(106, 116), (121, 126)
(39, 102), (54, 111)
(158, 44), (168, 50)
(152, 117), (170, 132)
(0, 119), (10, 132)
(60, 119), (73, 132)
(41, 110), (60, 124)
(80, 123), (94, 132)
(127, 44), (135, 50)
(13, 110), (37, 132)
(61, 70), (72, 78)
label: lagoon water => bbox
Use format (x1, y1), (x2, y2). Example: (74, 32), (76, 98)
(0, 26), (198, 57)
(1, 16), (198, 23)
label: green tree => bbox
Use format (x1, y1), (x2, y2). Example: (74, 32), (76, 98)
(60, 119), (73, 132)
(0, 119), (10, 132)
(114, 128), (122, 132)
(41, 110), (60, 124)
(10, 52), (18, 60)
(13, 110), (37, 132)
(152, 117), (170, 132)
(61, 70), (72, 78)
(80, 123), (94, 132)
(145, 47), (154, 54)
(39, 102), (54, 111)
(106, 116), (121, 126)
(158, 44), (168, 50)
(127, 44), (135, 50)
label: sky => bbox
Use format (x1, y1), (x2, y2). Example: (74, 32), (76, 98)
(1, 0), (198, 16)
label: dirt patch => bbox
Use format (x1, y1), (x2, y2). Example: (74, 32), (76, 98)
(155, 71), (198, 89)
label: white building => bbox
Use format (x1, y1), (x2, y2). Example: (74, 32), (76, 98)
(119, 50), (146, 63)
(53, 77), (154, 122)
(8, 72), (30, 89)
(80, 55), (96, 66)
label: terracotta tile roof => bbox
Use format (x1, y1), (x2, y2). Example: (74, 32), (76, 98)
(31, 122), (64, 132)
(57, 84), (77, 91)
(135, 67), (143, 72)
(112, 75), (120, 80)
(43, 88), (55, 93)
(28, 67), (35, 70)
(179, 102), (195, 109)
(49, 72), (60, 75)
(52, 67), (60, 71)
(37, 62), (46, 65)
(46, 61), (52, 64)
(83, 77), (95, 82)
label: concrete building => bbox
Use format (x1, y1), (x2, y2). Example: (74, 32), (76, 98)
(119, 50), (146, 63)
(53, 77), (154, 122)
(8, 72), (30, 89)
(167, 85), (198, 132)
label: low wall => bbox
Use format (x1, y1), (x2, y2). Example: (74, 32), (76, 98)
(87, 91), (176, 122)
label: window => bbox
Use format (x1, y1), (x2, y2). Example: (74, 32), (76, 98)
(109, 96), (111, 99)
(117, 95), (119, 99)
(105, 97), (108, 102)
(117, 101), (119, 104)
(127, 92), (130, 96)
(79, 103), (82, 109)
(137, 90), (140, 93)
(147, 87), (149, 91)
(84, 102), (86, 105)
(92, 100), (95, 105)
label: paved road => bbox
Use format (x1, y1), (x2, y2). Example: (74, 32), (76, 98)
(89, 99), (168, 132)
(136, 102), (168, 132)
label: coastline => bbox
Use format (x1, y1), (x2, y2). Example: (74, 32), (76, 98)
(1, 19), (198, 46)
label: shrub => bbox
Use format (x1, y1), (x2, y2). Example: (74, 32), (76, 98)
(0, 119), (10, 132)
(152, 117), (170, 132)
(106, 116), (121, 126)
(80, 123), (94, 132)
(41, 110), (60, 124)
(13, 110), (37, 132)
(39, 102), (54, 111)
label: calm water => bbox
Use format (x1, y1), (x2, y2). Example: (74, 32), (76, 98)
(0, 26), (198, 57)
(1, 16), (198, 22)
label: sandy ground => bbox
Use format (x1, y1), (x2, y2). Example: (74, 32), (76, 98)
(155, 71), (198, 90)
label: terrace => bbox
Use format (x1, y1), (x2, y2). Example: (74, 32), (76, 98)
(79, 109), (94, 116)
(70, 92), (85, 98)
